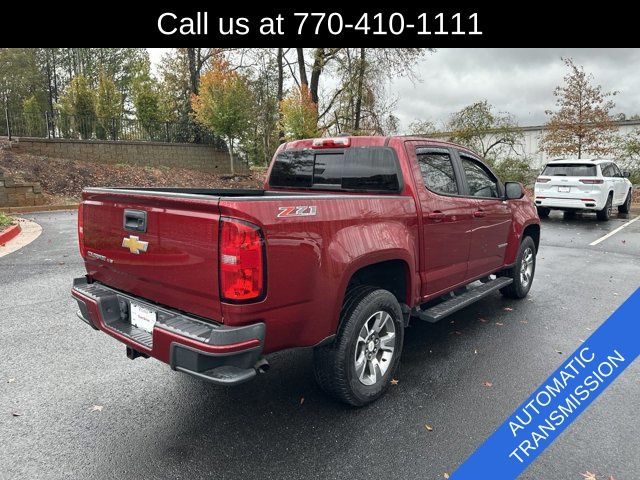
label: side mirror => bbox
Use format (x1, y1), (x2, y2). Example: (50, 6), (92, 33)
(505, 181), (524, 200)
(623, 171), (631, 178)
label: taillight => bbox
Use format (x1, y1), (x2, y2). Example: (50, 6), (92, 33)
(536, 177), (551, 183)
(219, 217), (265, 302)
(579, 179), (604, 184)
(312, 137), (351, 148)
(77, 203), (86, 257)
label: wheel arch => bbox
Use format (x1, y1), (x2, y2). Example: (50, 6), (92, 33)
(331, 253), (416, 334)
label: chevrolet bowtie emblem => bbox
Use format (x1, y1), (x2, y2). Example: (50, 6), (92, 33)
(122, 235), (148, 255)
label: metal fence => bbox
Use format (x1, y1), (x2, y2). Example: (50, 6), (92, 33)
(1, 109), (227, 148)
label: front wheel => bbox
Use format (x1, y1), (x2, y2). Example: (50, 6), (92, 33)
(500, 236), (537, 299)
(313, 287), (404, 406)
(618, 189), (632, 214)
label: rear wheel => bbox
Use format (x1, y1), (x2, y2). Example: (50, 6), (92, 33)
(536, 207), (550, 218)
(597, 193), (613, 221)
(500, 236), (536, 299)
(313, 287), (404, 406)
(618, 189), (632, 214)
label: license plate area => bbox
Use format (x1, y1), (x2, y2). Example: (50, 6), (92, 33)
(130, 302), (157, 334)
(558, 186), (571, 193)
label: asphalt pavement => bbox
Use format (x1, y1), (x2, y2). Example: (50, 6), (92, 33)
(1, 209), (639, 480)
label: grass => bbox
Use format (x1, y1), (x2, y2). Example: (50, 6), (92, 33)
(0, 212), (14, 229)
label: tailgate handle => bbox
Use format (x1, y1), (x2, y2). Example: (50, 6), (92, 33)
(123, 210), (147, 233)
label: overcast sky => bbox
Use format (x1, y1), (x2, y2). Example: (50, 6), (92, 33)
(148, 48), (640, 131)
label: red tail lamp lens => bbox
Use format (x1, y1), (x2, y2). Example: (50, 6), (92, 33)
(579, 179), (604, 184)
(219, 218), (265, 302)
(536, 177), (551, 183)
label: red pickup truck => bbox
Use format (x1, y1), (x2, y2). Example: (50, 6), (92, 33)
(72, 136), (540, 406)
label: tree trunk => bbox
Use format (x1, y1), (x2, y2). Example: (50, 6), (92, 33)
(296, 48), (308, 88)
(277, 48), (284, 143)
(309, 49), (324, 105)
(228, 136), (235, 175)
(354, 48), (366, 132)
(187, 48), (199, 96)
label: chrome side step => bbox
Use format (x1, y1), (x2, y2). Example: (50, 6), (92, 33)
(412, 277), (513, 323)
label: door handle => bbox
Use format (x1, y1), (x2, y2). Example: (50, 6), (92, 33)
(427, 211), (446, 221)
(473, 210), (486, 218)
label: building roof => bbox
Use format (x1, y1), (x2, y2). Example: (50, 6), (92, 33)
(545, 158), (614, 165)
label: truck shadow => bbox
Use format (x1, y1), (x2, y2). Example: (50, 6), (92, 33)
(96, 295), (515, 478)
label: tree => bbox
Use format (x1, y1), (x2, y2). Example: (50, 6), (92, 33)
(58, 75), (96, 139)
(191, 59), (253, 174)
(541, 58), (617, 158)
(615, 129), (640, 184)
(132, 74), (167, 141)
(22, 95), (46, 136)
(0, 48), (47, 114)
(447, 100), (522, 158)
(408, 120), (437, 136)
(279, 85), (319, 141)
(95, 71), (122, 139)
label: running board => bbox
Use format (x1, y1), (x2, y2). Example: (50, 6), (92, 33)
(412, 277), (513, 323)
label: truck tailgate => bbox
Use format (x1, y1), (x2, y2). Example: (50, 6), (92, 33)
(80, 189), (223, 321)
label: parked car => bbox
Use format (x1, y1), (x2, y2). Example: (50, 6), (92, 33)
(72, 136), (540, 406)
(534, 159), (633, 220)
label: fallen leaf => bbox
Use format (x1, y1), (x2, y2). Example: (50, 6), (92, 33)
(504, 307), (514, 312)
(300, 397), (305, 405)
(474, 349), (478, 354)
(7, 378), (15, 383)
(520, 320), (528, 324)
(581, 472), (597, 480)
(483, 381), (493, 387)
(556, 350), (563, 355)
(425, 424), (433, 431)
(390, 378), (399, 385)
(444, 473), (450, 479)
(478, 318), (487, 323)
(58, 261), (65, 265)
(449, 331), (462, 336)
(12, 411), (23, 417)
(90, 405), (103, 412)
(495, 322), (504, 326)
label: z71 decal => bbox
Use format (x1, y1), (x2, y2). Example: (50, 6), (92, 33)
(277, 206), (317, 218)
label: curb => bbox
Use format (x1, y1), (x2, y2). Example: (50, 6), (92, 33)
(0, 204), (79, 214)
(0, 223), (21, 245)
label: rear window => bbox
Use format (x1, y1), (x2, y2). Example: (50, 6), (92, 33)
(542, 163), (597, 177)
(269, 147), (402, 192)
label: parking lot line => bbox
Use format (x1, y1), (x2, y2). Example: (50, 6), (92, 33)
(589, 215), (640, 246)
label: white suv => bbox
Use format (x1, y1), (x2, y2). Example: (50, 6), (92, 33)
(534, 159), (633, 221)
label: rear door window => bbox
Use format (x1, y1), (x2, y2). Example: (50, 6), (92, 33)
(416, 149), (459, 195)
(542, 163), (597, 177)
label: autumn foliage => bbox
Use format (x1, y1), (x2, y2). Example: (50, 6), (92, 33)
(279, 85), (319, 141)
(191, 59), (252, 173)
(541, 58), (617, 158)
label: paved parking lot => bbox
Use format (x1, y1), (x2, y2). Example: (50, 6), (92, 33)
(1, 209), (639, 480)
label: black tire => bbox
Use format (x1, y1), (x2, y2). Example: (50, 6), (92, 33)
(500, 236), (536, 299)
(313, 287), (404, 407)
(563, 210), (576, 219)
(597, 193), (613, 221)
(618, 189), (632, 214)
(536, 207), (550, 218)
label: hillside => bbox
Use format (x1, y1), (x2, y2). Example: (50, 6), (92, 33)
(0, 149), (264, 204)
